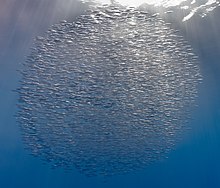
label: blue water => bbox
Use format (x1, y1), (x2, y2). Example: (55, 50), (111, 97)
(1, 0), (220, 187)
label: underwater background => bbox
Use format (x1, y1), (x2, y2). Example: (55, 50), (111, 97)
(0, 0), (220, 187)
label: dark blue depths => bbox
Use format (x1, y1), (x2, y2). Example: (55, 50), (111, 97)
(0, 0), (220, 187)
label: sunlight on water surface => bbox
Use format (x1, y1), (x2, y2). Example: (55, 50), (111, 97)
(84, 0), (187, 7)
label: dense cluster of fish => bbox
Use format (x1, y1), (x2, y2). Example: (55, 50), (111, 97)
(84, 0), (220, 22)
(17, 4), (202, 177)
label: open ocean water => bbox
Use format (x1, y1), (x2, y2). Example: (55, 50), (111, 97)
(0, 0), (220, 187)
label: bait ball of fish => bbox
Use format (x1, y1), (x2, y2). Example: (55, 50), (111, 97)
(17, 5), (202, 177)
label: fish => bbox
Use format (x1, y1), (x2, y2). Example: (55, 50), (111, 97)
(17, 4), (202, 177)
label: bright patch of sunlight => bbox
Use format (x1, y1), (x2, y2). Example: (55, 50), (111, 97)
(89, 0), (187, 7)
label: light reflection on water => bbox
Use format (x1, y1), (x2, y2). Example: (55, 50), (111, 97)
(85, 0), (187, 7)
(80, 0), (220, 22)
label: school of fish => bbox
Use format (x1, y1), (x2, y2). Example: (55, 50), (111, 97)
(17, 4), (202, 177)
